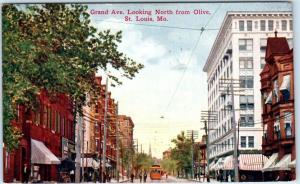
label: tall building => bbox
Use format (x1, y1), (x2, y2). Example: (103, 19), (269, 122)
(260, 36), (295, 181)
(203, 11), (293, 181)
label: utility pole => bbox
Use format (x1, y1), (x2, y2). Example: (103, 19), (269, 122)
(219, 78), (242, 182)
(101, 78), (109, 182)
(75, 115), (82, 183)
(116, 102), (119, 182)
(187, 130), (198, 179)
(230, 78), (239, 182)
(204, 120), (210, 182)
(191, 131), (194, 179)
(201, 110), (218, 183)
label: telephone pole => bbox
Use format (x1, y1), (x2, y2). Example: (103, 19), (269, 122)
(201, 110), (218, 182)
(75, 115), (82, 182)
(187, 130), (198, 179)
(101, 78), (109, 182)
(219, 78), (243, 182)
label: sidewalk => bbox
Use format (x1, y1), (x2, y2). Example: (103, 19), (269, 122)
(189, 178), (219, 183)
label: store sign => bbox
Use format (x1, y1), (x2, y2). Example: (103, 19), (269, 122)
(62, 137), (69, 159)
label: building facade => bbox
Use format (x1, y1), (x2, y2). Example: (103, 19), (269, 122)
(3, 90), (75, 182)
(260, 36), (295, 181)
(203, 11), (293, 181)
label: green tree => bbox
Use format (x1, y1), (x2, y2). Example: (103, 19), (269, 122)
(160, 158), (178, 176)
(132, 153), (154, 174)
(170, 131), (193, 178)
(2, 4), (144, 151)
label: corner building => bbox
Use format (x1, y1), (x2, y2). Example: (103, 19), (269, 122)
(203, 11), (293, 182)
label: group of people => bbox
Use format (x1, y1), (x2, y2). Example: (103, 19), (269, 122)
(129, 171), (148, 183)
(216, 170), (232, 182)
(138, 171), (148, 183)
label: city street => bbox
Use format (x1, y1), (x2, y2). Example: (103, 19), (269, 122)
(131, 176), (199, 183)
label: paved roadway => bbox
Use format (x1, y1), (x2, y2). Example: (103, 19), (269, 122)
(132, 175), (199, 183)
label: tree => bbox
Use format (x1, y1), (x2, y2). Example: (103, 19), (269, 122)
(132, 153), (154, 174)
(170, 131), (193, 178)
(160, 158), (178, 176)
(2, 4), (144, 151)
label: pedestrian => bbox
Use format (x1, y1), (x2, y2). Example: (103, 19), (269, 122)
(130, 173), (134, 183)
(143, 171), (147, 182)
(139, 172), (143, 182)
(70, 169), (75, 182)
(166, 173), (168, 179)
(103, 172), (107, 183)
(227, 173), (231, 182)
(23, 163), (30, 183)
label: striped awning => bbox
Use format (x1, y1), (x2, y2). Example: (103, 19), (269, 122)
(262, 153), (278, 172)
(288, 159), (296, 168)
(239, 154), (268, 171)
(269, 154), (291, 171)
(209, 162), (217, 171)
(223, 154), (268, 171)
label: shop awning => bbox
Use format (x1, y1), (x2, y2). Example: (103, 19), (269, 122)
(288, 159), (296, 168)
(279, 75), (290, 91)
(223, 155), (234, 170)
(209, 162), (216, 171)
(214, 157), (225, 170)
(31, 139), (61, 165)
(262, 153), (278, 172)
(265, 92), (272, 104)
(223, 154), (267, 171)
(239, 154), (268, 171)
(270, 154), (291, 171)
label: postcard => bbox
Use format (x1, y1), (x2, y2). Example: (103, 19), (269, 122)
(1, 0), (295, 183)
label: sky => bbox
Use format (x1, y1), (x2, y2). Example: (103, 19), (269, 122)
(86, 2), (292, 158)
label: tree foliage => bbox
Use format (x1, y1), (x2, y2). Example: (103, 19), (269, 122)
(2, 4), (144, 151)
(170, 131), (193, 178)
(160, 158), (178, 175)
(132, 152), (154, 173)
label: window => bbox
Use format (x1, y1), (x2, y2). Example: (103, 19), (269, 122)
(289, 20), (293, 31)
(247, 20), (252, 31)
(260, 20), (266, 31)
(48, 107), (52, 129)
(264, 124), (268, 139)
(95, 122), (99, 132)
(260, 57), (265, 69)
(34, 109), (41, 125)
(240, 95), (254, 110)
(260, 38), (267, 51)
(239, 39), (253, 51)
(248, 136), (254, 147)
(274, 115), (281, 140)
(273, 79), (279, 102)
(239, 57), (253, 69)
(282, 20), (287, 31)
(240, 114), (254, 127)
(284, 112), (292, 138)
(55, 111), (60, 133)
(43, 106), (48, 127)
(240, 76), (254, 88)
(241, 136), (246, 148)
(268, 20), (274, 31)
(61, 117), (65, 136)
(239, 20), (245, 31)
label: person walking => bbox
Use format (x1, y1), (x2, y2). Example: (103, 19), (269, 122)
(130, 173), (134, 183)
(143, 171), (147, 183)
(23, 163), (30, 183)
(139, 172), (143, 182)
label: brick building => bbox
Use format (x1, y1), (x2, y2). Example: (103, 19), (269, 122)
(3, 90), (75, 182)
(260, 34), (295, 181)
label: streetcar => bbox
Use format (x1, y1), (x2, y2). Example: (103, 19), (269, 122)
(149, 165), (162, 180)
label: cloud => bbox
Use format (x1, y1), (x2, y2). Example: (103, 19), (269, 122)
(164, 50), (198, 71)
(91, 18), (167, 65)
